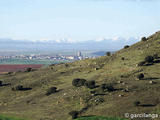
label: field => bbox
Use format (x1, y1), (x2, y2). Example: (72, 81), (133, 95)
(0, 58), (71, 65)
(0, 64), (43, 74)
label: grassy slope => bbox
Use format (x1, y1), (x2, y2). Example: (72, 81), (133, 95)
(0, 31), (160, 120)
(0, 115), (27, 120)
(75, 116), (127, 120)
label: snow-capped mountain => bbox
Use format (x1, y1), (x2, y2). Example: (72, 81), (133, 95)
(0, 37), (139, 52)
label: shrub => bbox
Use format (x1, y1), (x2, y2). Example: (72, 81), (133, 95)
(68, 111), (79, 119)
(8, 72), (13, 75)
(12, 85), (23, 91)
(106, 52), (111, 56)
(137, 73), (144, 80)
(79, 105), (90, 114)
(0, 81), (2, 86)
(134, 101), (140, 106)
(145, 56), (154, 63)
(124, 45), (130, 49)
(101, 84), (115, 92)
(12, 85), (32, 91)
(153, 54), (159, 59)
(46, 87), (57, 96)
(138, 61), (145, 66)
(25, 68), (32, 72)
(72, 78), (86, 87)
(121, 57), (125, 60)
(85, 80), (96, 89)
(141, 37), (147, 41)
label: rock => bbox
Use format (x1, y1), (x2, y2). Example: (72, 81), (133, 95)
(117, 81), (123, 84)
(122, 82), (126, 85)
(124, 88), (129, 92)
(149, 81), (156, 84)
(119, 94), (124, 97)
(95, 98), (104, 103)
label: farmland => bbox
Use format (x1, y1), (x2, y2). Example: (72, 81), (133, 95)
(0, 64), (43, 74)
(0, 58), (70, 65)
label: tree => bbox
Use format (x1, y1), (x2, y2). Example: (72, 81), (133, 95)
(141, 37), (147, 41)
(46, 87), (57, 96)
(137, 73), (144, 80)
(145, 56), (154, 63)
(124, 45), (130, 49)
(134, 101), (140, 106)
(72, 78), (86, 87)
(106, 52), (111, 56)
(85, 80), (96, 89)
(68, 111), (79, 119)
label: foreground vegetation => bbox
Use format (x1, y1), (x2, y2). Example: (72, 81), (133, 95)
(0, 31), (160, 120)
(75, 116), (127, 120)
(0, 115), (27, 120)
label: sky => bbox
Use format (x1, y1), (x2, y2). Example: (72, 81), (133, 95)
(0, 0), (160, 42)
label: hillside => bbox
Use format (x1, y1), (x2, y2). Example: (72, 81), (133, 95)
(0, 31), (160, 120)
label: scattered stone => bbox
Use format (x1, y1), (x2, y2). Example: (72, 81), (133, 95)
(124, 88), (129, 92)
(118, 94), (124, 97)
(95, 98), (104, 103)
(117, 81), (123, 84)
(90, 91), (96, 96)
(149, 81), (156, 84)
(122, 82), (126, 85)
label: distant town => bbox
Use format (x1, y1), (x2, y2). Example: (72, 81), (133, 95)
(0, 51), (97, 62)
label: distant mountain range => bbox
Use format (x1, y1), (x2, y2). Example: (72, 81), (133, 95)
(0, 37), (139, 54)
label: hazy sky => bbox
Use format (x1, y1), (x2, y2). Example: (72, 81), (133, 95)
(0, 0), (160, 42)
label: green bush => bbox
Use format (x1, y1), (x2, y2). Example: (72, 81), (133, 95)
(137, 73), (144, 80)
(12, 85), (23, 91)
(153, 54), (159, 59)
(72, 78), (86, 87)
(138, 61), (145, 66)
(134, 101), (141, 106)
(46, 87), (57, 96)
(8, 72), (13, 74)
(101, 84), (115, 92)
(68, 111), (79, 119)
(12, 85), (32, 91)
(141, 37), (147, 41)
(25, 68), (32, 72)
(121, 57), (125, 60)
(106, 52), (111, 56)
(145, 56), (154, 63)
(124, 45), (130, 49)
(85, 80), (96, 89)
(0, 81), (2, 86)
